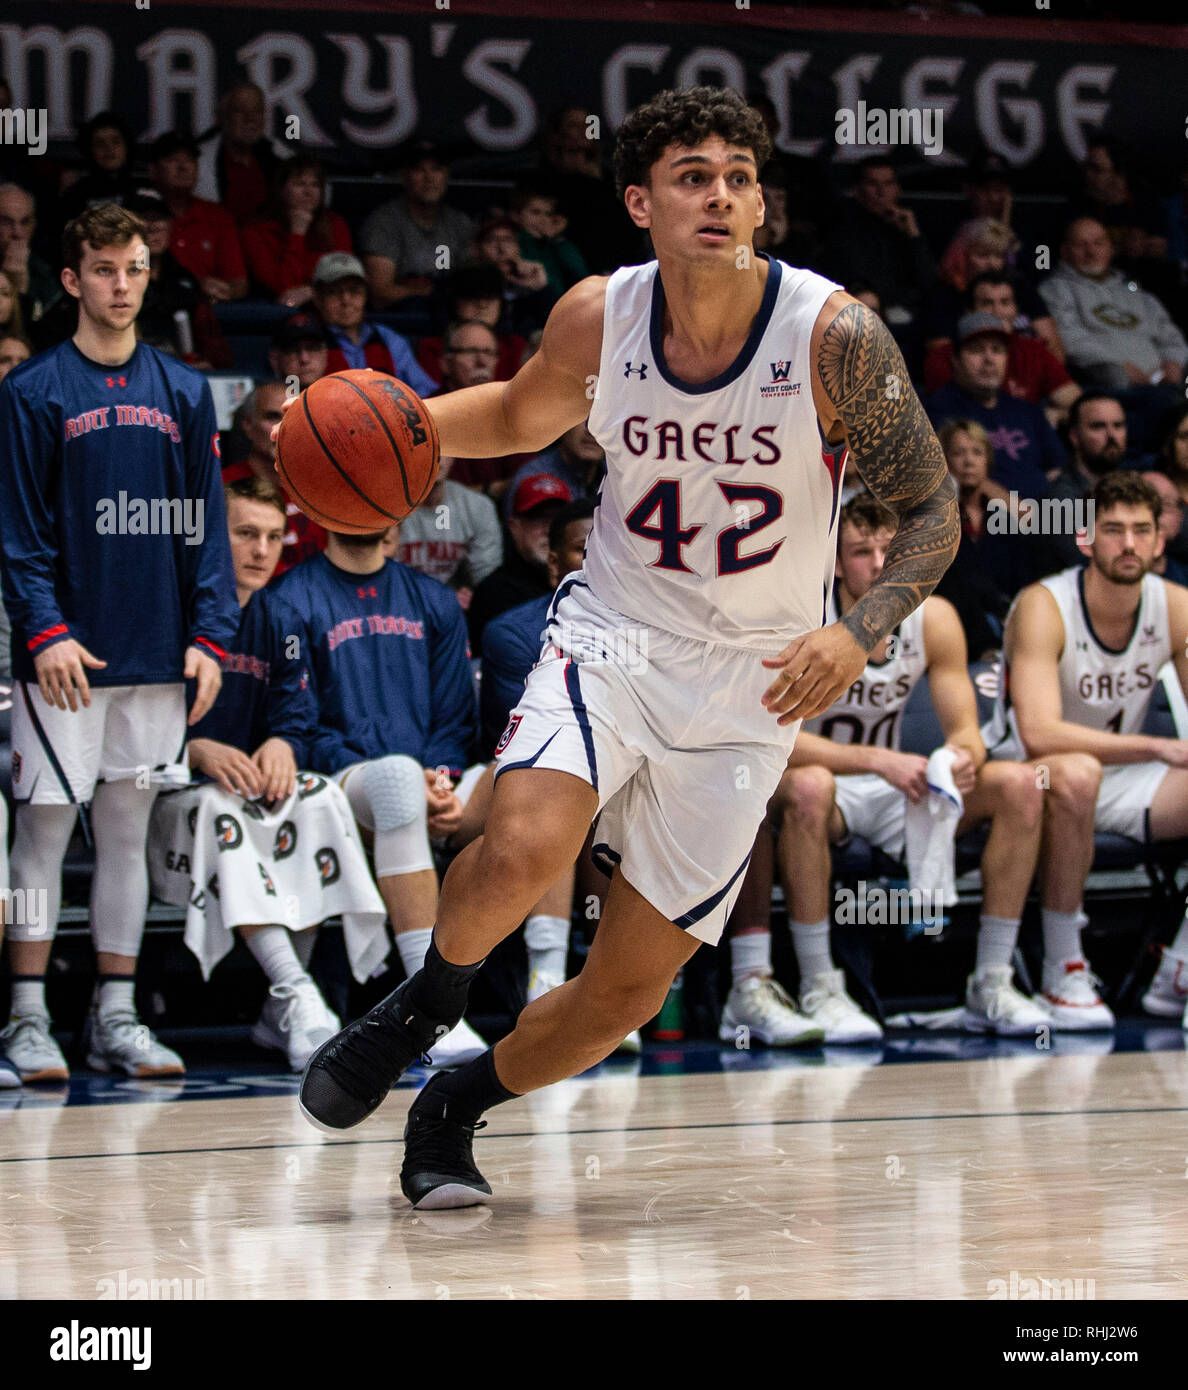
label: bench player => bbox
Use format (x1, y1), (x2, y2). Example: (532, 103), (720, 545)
(298, 87), (960, 1208)
(0, 203), (237, 1082)
(984, 471), (1188, 1028)
(767, 493), (1046, 1040)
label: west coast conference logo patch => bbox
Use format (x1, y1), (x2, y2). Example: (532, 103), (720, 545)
(760, 358), (801, 399)
(495, 713), (522, 756)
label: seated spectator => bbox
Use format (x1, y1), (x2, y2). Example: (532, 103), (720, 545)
(468, 472), (574, 647)
(927, 219), (1062, 361)
(195, 80), (291, 225)
(313, 252), (436, 395)
(924, 270), (1078, 421)
(0, 266), (24, 341)
(416, 264), (528, 383)
(432, 318), (530, 493)
(395, 453), (503, 602)
(224, 382), (327, 573)
(472, 215), (553, 335)
(126, 190), (232, 369)
(507, 179), (588, 302)
(935, 419), (1021, 654)
(984, 472), (1188, 1030)
(1038, 217), (1185, 451)
(149, 477), (385, 1071)
(1045, 394), (1135, 572)
(825, 156), (935, 332)
(1155, 404), (1188, 507)
(501, 420), (605, 522)
(925, 312), (1064, 497)
(360, 140), (475, 309)
(57, 112), (140, 228)
(241, 157), (352, 307)
(0, 332), (30, 383)
(0, 183), (64, 339)
(149, 132), (247, 303)
(1141, 469), (1188, 586)
(268, 310), (330, 391)
(269, 522), (486, 1067)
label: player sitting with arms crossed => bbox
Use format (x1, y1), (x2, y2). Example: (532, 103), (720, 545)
(984, 471), (1188, 1029)
(270, 520), (488, 1067)
(766, 493), (1046, 1040)
(0, 203), (238, 1083)
(148, 478), (387, 1071)
(296, 86), (959, 1209)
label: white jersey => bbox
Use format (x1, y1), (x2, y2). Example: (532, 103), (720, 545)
(984, 566), (1171, 757)
(584, 256), (846, 650)
(804, 586), (928, 750)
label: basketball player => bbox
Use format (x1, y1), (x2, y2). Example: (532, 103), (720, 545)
(298, 87), (960, 1208)
(767, 493), (1046, 1041)
(269, 525), (488, 1066)
(985, 471), (1188, 1028)
(0, 203), (237, 1082)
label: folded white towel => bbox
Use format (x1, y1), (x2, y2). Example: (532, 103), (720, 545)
(904, 746), (964, 909)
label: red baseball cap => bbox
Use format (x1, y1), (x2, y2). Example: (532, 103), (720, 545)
(511, 472), (573, 516)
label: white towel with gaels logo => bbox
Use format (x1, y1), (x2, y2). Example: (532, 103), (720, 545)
(148, 771), (388, 982)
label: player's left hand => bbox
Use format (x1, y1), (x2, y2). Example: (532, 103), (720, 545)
(944, 745), (979, 796)
(761, 623), (869, 726)
(184, 646), (223, 725)
(253, 737), (298, 802)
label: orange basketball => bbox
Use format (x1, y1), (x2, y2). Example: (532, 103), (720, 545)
(275, 369), (440, 534)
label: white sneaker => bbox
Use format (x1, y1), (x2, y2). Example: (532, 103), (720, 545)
(1142, 947), (1188, 1018)
(1035, 960), (1115, 1031)
(799, 969), (883, 1043)
(526, 967), (565, 1004)
(87, 1008), (186, 1076)
(614, 1030), (642, 1055)
(964, 966), (1051, 1036)
(426, 1017), (487, 1068)
(252, 979), (341, 1072)
(718, 975), (825, 1047)
(0, 1014), (68, 1083)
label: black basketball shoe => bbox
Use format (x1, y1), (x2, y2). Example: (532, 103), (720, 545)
(400, 1077), (493, 1209)
(300, 980), (442, 1131)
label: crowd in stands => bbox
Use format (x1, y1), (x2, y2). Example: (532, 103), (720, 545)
(1, 72), (1187, 1081)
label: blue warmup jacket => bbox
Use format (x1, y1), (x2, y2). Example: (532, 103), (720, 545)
(479, 594), (550, 759)
(190, 588), (317, 764)
(0, 339), (238, 685)
(269, 552), (476, 777)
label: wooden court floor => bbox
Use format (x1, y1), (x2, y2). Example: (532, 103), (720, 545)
(2, 1049), (1186, 1300)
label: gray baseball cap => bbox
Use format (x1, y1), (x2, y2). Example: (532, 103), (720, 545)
(956, 310), (1011, 346)
(313, 252), (367, 286)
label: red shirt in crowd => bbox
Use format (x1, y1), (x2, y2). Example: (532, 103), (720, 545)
(241, 213), (354, 297)
(924, 334), (1073, 403)
(170, 198), (247, 285)
(223, 155), (272, 225)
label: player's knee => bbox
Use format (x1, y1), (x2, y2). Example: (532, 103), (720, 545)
(358, 755), (426, 831)
(578, 976), (665, 1038)
(775, 764), (834, 828)
(1045, 753), (1103, 811)
(997, 764), (1044, 831)
(477, 824), (565, 896)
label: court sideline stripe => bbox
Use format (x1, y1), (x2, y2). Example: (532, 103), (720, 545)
(4, 1102), (1187, 1165)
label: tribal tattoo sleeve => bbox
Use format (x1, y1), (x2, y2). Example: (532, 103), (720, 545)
(818, 302), (960, 654)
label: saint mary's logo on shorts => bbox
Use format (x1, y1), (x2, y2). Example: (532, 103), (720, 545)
(214, 814), (242, 851)
(316, 848), (340, 885)
(495, 714), (522, 756)
(274, 822), (297, 859)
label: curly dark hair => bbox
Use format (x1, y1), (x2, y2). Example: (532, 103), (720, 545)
(1092, 471), (1161, 526)
(611, 86), (772, 200)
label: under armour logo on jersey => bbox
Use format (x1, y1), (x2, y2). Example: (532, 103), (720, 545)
(104, 375), (127, 388)
(356, 585), (378, 599)
(623, 361), (648, 379)
(1140, 623), (1158, 645)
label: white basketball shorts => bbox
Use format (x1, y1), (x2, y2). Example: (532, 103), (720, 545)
(1094, 761), (1169, 841)
(832, 772), (907, 858)
(11, 681), (188, 805)
(492, 577), (802, 946)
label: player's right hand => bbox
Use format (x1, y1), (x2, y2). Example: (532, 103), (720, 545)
(871, 748), (930, 802)
(189, 738), (265, 798)
(33, 638), (107, 712)
(270, 392), (300, 445)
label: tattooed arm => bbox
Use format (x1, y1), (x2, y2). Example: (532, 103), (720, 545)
(761, 296), (959, 726)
